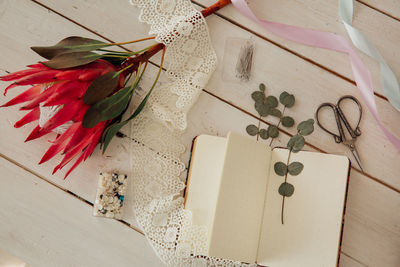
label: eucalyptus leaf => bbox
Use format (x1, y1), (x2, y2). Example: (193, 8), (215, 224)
(297, 119), (315, 136)
(282, 116), (295, 127)
(266, 96), (278, 108)
(274, 162), (287, 176)
(259, 83), (266, 92)
(279, 91), (289, 103)
(83, 72), (120, 105)
(268, 108), (282, 118)
(259, 128), (269, 139)
(288, 162), (304, 176)
(42, 51), (102, 69)
(280, 91), (295, 107)
(267, 125), (279, 138)
(246, 124), (259, 136)
(251, 91), (265, 102)
(287, 134), (305, 152)
(255, 101), (270, 117)
(278, 182), (295, 197)
(31, 36), (107, 60)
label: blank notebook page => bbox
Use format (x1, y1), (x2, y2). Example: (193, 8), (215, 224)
(257, 149), (349, 267)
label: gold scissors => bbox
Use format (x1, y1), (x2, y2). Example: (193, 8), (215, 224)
(315, 95), (364, 172)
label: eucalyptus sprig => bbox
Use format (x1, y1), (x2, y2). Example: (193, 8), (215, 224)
(246, 83), (295, 143)
(274, 118), (314, 224)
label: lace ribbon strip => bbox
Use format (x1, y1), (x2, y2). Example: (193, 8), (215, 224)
(129, 0), (255, 266)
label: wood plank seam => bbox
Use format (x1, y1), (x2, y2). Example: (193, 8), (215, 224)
(357, 0), (400, 22)
(341, 251), (369, 267)
(27, 0), (400, 194)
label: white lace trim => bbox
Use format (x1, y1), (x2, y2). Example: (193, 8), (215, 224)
(129, 0), (256, 266)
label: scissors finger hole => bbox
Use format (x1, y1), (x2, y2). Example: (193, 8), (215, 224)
(315, 104), (342, 142)
(337, 96), (362, 132)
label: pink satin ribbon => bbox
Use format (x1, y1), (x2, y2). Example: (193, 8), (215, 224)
(231, 0), (400, 150)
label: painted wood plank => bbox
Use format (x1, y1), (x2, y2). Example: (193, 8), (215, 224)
(0, 0), (141, 227)
(37, 0), (400, 99)
(339, 253), (366, 267)
(195, 0), (400, 99)
(359, 0), (400, 20)
(33, 0), (400, 190)
(1, 1), (399, 266)
(0, 156), (163, 267)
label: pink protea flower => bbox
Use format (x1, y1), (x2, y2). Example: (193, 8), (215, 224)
(1, 59), (122, 177)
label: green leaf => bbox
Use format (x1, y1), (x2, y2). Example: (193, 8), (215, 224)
(282, 116), (295, 127)
(246, 124), (259, 136)
(252, 91), (264, 102)
(274, 162), (287, 176)
(288, 162), (304, 176)
(31, 36), (107, 60)
(279, 91), (295, 107)
(101, 121), (129, 153)
(278, 182), (295, 197)
(268, 108), (282, 118)
(279, 91), (289, 103)
(265, 96), (278, 108)
(297, 119), (315, 136)
(97, 87), (132, 119)
(83, 72), (120, 105)
(259, 83), (266, 91)
(259, 128), (269, 139)
(287, 134), (305, 152)
(255, 101), (270, 117)
(42, 51), (102, 69)
(267, 125), (279, 138)
(81, 107), (103, 129)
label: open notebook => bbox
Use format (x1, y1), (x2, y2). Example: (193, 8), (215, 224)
(184, 132), (350, 267)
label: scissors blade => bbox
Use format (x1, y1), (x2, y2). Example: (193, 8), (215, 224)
(349, 143), (364, 172)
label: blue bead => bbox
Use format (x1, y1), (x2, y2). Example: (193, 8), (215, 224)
(119, 196), (125, 201)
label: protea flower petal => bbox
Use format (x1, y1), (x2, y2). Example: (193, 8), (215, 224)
(7, 70), (60, 90)
(63, 123), (94, 153)
(25, 125), (49, 142)
(63, 152), (86, 179)
(14, 107), (40, 128)
(1, 85), (42, 107)
(39, 122), (80, 164)
(0, 65), (46, 82)
(2, 58), (119, 178)
(39, 101), (86, 134)
(42, 81), (89, 106)
(21, 83), (62, 110)
(56, 136), (93, 171)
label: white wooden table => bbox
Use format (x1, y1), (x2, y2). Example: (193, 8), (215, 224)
(1, 1), (399, 266)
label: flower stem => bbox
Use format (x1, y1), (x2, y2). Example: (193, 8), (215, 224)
(256, 117), (261, 141)
(106, 36), (156, 46)
(281, 148), (292, 225)
(270, 106), (286, 147)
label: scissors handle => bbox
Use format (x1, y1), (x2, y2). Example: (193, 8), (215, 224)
(315, 103), (344, 143)
(336, 95), (362, 138)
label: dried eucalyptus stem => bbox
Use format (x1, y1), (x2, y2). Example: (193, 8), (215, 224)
(274, 119), (314, 225)
(281, 148), (292, 224)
